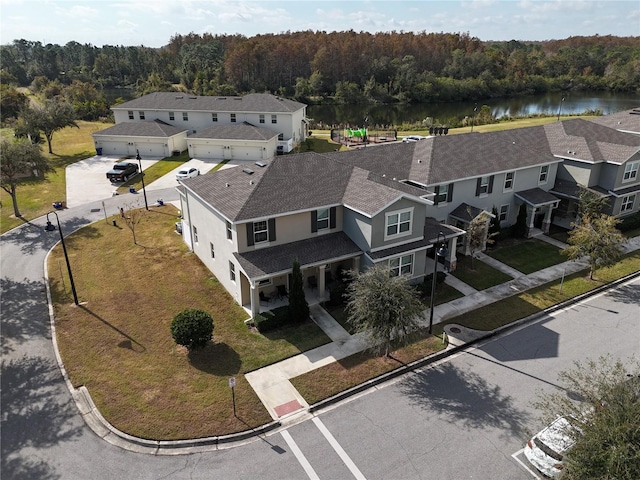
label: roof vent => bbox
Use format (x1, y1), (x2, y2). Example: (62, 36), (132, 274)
(242, 168), (254, 175)
(255, 161), (266, 167)
(225, 182), (230, 187)
(234, 97), (242, 100)
(189, 96), (197, 99)
(217, 97), (226, 100)
(250, 180), (254, 185)
(175, 95), (183, 99)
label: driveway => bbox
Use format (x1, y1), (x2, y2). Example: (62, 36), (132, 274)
(65, 155), (161, 208)
(65, 156), (231, 208)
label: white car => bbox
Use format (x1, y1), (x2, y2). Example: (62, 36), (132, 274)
(176, 167), (200, 181)
(524, 416), (577, 477)
(402, 135), (427, 143)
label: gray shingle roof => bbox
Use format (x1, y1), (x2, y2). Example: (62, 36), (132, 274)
(92, 120), (187, 137)
(190, 122), (279, 140)
(234, 232), (361, 279)
(182, 151), (428, 222)
(515, 188), (559, 206)
(589, 108), (640, 134)
(113, 92), (305, 113)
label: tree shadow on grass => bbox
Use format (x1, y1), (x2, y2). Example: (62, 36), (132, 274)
(401, 362), (530, 441)
(188, 342), (241, 376)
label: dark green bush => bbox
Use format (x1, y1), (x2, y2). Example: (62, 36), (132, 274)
(170, 309), (213, 350)
(618, 212), (640, 232)
(255, 306), (292, 333)
(416, 271), (447, 299)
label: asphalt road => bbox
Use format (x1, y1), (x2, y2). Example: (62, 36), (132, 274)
(2, 191), (639, 479)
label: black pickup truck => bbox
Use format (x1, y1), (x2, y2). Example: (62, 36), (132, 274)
(106, 162), (139, 182)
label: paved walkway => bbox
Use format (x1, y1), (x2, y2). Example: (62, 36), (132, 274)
(246, 233), (640, 423)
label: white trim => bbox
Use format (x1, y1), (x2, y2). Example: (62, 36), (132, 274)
(503, 171), (515, 192)
(383, 207), (414, 241)
(370, 235), (424, 253)
(538, 165), (549, 185)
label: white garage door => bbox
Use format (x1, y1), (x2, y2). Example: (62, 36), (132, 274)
(191, 144), (224, 160)
(137, 143), (166, 157)
(231, 146), (262, 161)
(99, 141), (128, 156)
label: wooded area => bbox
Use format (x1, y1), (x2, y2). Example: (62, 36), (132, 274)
(1, 31), (639, 118)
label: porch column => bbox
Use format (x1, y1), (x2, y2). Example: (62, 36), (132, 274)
(542, 204), (555, 234)
(250, 284), (259, 318)
(445, 237), (458, 272)
(353, 256), (360, 272)
(318, 264), (326, 301)
(526, 205), (536, 238)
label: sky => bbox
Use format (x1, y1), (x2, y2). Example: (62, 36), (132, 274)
(1, 0), (638, 48)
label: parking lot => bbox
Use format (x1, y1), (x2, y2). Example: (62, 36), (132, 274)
(65, 155), (232, 208)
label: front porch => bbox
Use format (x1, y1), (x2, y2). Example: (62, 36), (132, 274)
(242, 285), (328, 316)
(234, 231), (362, 319)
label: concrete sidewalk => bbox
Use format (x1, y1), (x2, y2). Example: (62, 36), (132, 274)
(245, 233), (640, 423)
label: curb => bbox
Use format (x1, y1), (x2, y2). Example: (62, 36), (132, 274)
(309, 268), (640, 414)
(45, 239), (639, 453)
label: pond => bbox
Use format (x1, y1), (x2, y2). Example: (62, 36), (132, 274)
(307, 92), (640, 127)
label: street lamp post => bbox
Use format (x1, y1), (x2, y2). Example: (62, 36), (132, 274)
(428, 231), (449, 334)
(45, 211), (79, 305)
(557, 96), (565, 121)
(136, 150), (149, 211)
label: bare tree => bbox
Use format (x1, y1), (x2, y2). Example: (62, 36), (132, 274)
(121, 204), (146, 245)
(466, 209), (494, 269)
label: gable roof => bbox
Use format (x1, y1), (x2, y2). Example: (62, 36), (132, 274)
(330, 132), (559, 185)
(112, 92), (305, 114)
(92, 119), (187, 138)
(190, 122), (279, 141)
(490, 119), (640, 165)
(180, 151), (429, 222)
(589, 107), (640, 135)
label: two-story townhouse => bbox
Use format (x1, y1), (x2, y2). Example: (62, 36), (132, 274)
(177, 152), (464, 318)
(96, 92), (307, 159)
(332, 133), (562, 244)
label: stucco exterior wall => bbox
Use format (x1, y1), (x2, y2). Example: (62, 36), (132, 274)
(237, 206), (343, 254)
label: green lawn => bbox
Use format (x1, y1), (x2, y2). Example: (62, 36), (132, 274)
(49, 206), (331, 440)
(486, 238), (566, 274)
(451, 254), (513, 290)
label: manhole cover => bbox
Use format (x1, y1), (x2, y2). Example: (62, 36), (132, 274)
(449, 327), (461, 333)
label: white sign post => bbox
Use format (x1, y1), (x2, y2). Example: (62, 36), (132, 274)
(229, 377), (237, 417)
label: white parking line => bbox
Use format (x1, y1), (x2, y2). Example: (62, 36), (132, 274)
(511, 448), (541, 479)
(281, 430), (320, 480)
(313, 417), (367, 480)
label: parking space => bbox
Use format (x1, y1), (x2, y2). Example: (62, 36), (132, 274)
(64, 155), (256, 208)
(65, 155), (161, 208)
(144, 158), (220, 191)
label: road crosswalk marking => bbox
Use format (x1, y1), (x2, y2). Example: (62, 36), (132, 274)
(281, 429), (320, 480)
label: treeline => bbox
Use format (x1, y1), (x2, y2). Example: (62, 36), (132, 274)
(1, 31), (639, 114)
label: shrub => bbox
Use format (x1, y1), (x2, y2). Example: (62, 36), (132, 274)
(255, 307), (292, 333)
(416, 271), (447, 299)
(618, 212), (640, 232)
(288, 260), (309, 322)
(327, 280), (348, 306)
(170, 309), (214, 350)
(512, 204), (528, 238)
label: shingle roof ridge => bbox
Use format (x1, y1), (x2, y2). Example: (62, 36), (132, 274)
(234, 151), (352, 220)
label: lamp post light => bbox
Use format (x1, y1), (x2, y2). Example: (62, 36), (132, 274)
(470, 104), (478, 132)
(557, 96), (565, 121)
(428, 231), (449, 334)
(45, 211), (79, 305)
(136, 150), (149, 211)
